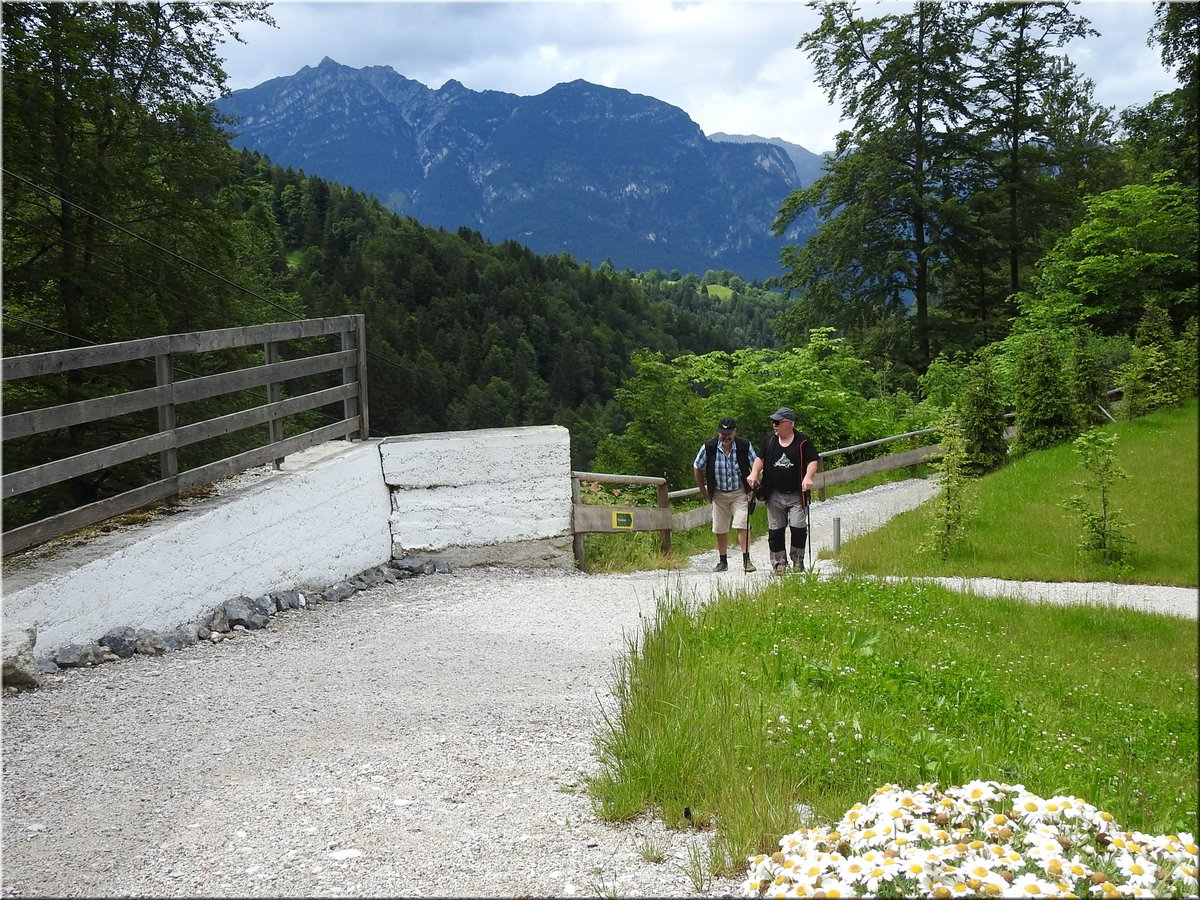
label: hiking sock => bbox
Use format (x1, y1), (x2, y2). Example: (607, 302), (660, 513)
(719, 554), (728, 564)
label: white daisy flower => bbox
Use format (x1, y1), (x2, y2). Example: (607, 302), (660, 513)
(1005, 871), (1059, 896)
(1115, 852), (1158, 888)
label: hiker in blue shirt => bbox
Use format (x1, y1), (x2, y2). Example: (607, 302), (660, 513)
(693, 417), (758, 573)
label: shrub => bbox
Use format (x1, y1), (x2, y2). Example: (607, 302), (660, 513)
(921, 417), (974, 561)
(1013, 337), (1080, 454)
(1061, 429), (1132, 569)
(1118, 344), (1180, 419)
(956, 349), (1009, 475)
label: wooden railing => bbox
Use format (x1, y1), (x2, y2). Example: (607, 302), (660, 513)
(2, 316), (369, 555)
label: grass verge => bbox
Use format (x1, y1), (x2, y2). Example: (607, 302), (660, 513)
(836, 399), (1198, 587)
(588, 575), (1198, 870)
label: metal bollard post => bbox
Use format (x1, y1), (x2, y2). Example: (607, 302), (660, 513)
(832, 516), (841, 553)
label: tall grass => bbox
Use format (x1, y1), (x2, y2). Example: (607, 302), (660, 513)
(837, 399), (1198, 586)
(589, 576), (1198, 869)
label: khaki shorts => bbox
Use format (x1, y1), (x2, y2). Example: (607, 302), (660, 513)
(710, 489), (750, 534)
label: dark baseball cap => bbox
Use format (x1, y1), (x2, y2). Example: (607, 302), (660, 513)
(769, 407), (796, 422)
(717, 417), (737, 432)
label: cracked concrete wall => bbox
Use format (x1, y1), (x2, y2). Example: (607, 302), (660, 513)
(382, 425), (574, 568)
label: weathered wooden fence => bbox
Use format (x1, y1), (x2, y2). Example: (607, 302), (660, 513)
(2, 316), (369, 554)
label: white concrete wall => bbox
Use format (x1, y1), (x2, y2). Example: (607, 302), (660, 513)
(2, 427), (577, 661)
(382, 425), (574, 567)
(2, 440), (394, 656)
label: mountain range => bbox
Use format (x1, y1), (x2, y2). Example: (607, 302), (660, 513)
(214, 58), (825, 281)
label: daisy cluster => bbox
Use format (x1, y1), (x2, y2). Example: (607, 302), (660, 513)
(743, 781), (1198, 898)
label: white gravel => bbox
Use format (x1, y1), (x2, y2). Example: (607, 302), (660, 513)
(2, 478), (1194, 898)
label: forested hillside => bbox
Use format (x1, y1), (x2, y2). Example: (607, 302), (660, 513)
(253, 156), (781, 464)
(2, 2), (1197, 528)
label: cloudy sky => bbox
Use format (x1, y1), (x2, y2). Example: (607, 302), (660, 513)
(218, 1), (1176, 153)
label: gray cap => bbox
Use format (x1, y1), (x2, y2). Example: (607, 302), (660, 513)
(769, 407), (796, 422)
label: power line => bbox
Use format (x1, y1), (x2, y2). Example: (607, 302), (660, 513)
(2, 167), (512, 423)
(3, 166), (306, 321)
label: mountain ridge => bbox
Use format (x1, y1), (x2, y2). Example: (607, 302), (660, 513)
(215, 58), (821, 280)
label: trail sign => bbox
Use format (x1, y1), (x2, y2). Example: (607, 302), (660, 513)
(611, 510), (634, 530)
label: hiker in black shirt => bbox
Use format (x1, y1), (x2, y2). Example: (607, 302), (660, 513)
(746, 407), (821, 575)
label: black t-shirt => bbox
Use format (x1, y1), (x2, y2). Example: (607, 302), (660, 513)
(759, 432), (820, 493)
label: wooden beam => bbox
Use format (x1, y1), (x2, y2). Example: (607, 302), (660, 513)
(814, 444), (941, 489)
(571, 504), (673, 534)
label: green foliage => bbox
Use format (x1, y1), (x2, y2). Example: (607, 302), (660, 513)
(592, 350), (705, 484)
(1010, 331), (1080, 454)
(1061, 430), (1132, 569)
(1117, 299), (1183, 420)
(1176, 316), (1199, 399)
(1135, 297), (1177, 353)
(1118, 344), (1180, 420)
(916, 351), (969, 412)
(920, 419), (974, 562)
(1, 1), (282, 528)
(955, 350), (1009, 475)
(595, 329), (915, 489)
(1023, 175), (1200, 336)
(781, 0), (1116, 366)
(1120, 4), (1199, 188)
(1070, 327), (1110, 427)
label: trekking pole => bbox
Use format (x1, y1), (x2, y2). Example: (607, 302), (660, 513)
(805, 489), (813, 572)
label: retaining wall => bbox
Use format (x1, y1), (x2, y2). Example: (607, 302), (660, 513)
(381, 426), (574, 568)
(2, 426), (575, 660)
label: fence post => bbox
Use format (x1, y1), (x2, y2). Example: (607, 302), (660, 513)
(154, 353), (178, 500)
(265, 340), (284, 468)
(571, 475), (586, 570)
(340, 326), (360, 440)
(341, 314), (370, 440)
(656, 483), (671, 555)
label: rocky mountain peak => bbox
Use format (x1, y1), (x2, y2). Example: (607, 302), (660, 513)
(216, 63), (819, 279)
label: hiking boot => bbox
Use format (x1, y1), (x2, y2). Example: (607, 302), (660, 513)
(713, 560), (728, 572)
(743, 559), (757, 573)
(772, 560), (789, 576)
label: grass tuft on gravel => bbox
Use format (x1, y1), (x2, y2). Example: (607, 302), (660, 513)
(589, 574), (1198, 872)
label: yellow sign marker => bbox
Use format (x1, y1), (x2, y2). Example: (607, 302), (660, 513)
(612, 510), (634, 530)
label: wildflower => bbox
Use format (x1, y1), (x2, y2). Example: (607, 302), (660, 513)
(956, 779), (1003, 805)
(1115, 853), (1158, 888)
(1006, 872), (1058, 896)
(839, 855), (869, 885)
(813, 877), (856, 897)
(858, 863), (894, 894)
(1169, 861), (1198, 889)
(1013, 793), (1053, 827)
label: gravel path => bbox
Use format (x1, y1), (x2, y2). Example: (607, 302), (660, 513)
(2, 479), (1195, 898)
